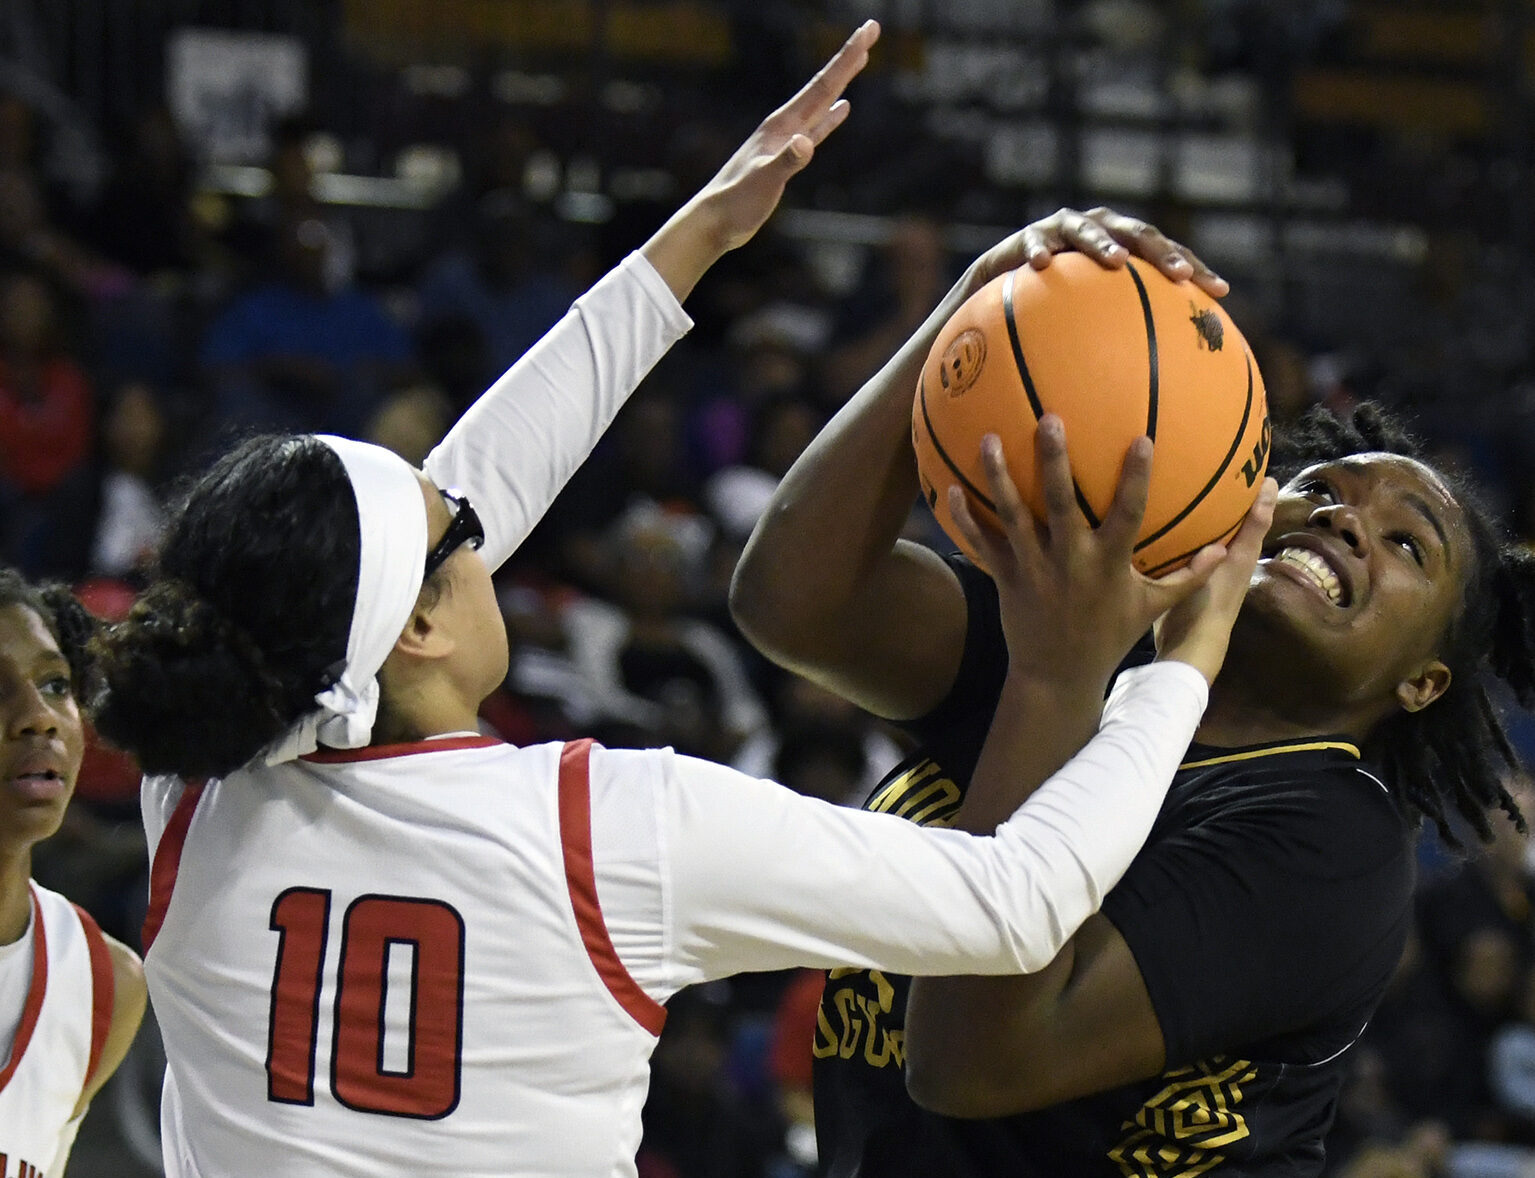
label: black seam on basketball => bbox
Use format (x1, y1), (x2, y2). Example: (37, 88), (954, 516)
(1133, 351), (1255, 553)
(1003, 269), (1100, 528)
(1125, 260), (1159, 441)
(1002, 270), (1045, 422)
(1139, 505), (1250, 577)
(918, 375), (998, 517)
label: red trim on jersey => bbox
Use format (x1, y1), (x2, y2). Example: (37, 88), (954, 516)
(557, 739), (667, 1037)
(72, 903), (115, 1090)
(142, 780), (207, 953)
(302, 735), (503, 764)
(0, 891), (47, 1094)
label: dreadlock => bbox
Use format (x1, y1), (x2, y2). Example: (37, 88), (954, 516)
(1269, 401), (1535, 846)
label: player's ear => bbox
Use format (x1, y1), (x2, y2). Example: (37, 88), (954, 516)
(391, 582), (455, 661)
(1395, 659), (1451, 713)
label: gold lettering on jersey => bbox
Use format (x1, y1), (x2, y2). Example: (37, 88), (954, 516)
(865, 760), (961, 828)
(813, 968), (904, 1069)
(1107, 1057), (1258, 1177)
(814, 762), (960, 1071)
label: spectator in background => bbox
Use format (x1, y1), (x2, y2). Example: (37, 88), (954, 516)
(223, 113), (356, 290)
(691, 302), (828, 476)
(87, 379), (169, 582)
(364, 383), (452, 467)
(528, 381), (703, 589)
(639, 988), (777, 1178)
(820, 215), (949, 405)
(1412, 776), (1535, 1143)
(734, 669), (902, 807)
(416, 191), (582, 401)
(86, 104), (201, 279)
(551, 502), (766, 761)
(0, 268), (96, 578)
(199, 213), (417, 436)
(705, 391), (825, 543)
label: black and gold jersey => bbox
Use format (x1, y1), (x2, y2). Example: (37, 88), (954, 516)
(812, 557), (1415, 1178)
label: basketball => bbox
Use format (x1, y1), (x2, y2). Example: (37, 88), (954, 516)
(912, 252), (1270, 576)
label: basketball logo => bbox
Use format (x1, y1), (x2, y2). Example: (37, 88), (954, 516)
(939, 328), (987, 397)
(1189, 302), (1224, 352)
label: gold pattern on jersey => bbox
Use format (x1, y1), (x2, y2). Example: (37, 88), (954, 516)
(1107, 1056), (1258, 1177)
(865, 759), (961, 828)
(813, 968), (904, 1069)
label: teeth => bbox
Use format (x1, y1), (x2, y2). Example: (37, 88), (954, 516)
(1271, 547), (1343, 604)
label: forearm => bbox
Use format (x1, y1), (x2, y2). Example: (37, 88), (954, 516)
(640, 192), (732, 304)
(423, 253), (691, 569)
(952, 670), (1104, 834)
(664, 661), (1205, 984)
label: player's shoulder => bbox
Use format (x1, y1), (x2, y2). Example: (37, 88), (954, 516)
(1177, 739), (1409, 864)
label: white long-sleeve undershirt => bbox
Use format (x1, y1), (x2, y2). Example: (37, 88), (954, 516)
(422, 251), (691, 571)
(593, 660), (1206, 997)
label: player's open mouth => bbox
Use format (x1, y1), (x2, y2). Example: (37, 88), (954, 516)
(1267, 546), (1349, 606)
(7, 766), (67, 802)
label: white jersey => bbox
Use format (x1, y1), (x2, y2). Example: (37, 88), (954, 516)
(142, 662), (1207, 1178)
(0, 883), (114, 1178)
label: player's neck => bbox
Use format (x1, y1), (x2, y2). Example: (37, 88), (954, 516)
(0, 851), (32, 946)
(1193, 699), (1335, 749)
(1196, 628), (1380, 749)
(1197, 679), (1378, 748)
(369, 679), (480, 747)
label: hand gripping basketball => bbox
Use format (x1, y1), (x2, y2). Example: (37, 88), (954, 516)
(946, 416), (1231, 691)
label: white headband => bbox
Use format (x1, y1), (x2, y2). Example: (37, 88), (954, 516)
(262, 436), (429, 765)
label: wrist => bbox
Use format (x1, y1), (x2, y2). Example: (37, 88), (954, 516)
(640, 195), (731, 303)
(1001, 666), (1108, 717)
(1153, 644), (1224, 688)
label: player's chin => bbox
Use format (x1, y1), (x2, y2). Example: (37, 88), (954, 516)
(1238, 574), (1341, 647)
(2, 796), (70, 843)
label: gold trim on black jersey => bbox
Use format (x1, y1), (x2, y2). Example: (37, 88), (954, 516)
(1178, 740), (1360, 771)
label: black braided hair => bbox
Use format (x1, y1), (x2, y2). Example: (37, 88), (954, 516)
(0, 567), (99, 698)
(1270, 401), (1534, 845)
(91, 435), (361, 779)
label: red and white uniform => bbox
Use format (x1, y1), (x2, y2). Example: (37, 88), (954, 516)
(141, 251), (1212, 1175)
(0, 883), (115, 1178)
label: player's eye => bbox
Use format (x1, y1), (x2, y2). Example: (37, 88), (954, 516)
(1295, 479), (1334, 502)
(40, 675), (73, 699)
(1391, 533), (1425, 566)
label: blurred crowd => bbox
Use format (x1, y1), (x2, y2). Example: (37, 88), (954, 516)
(7, 27), (1535, 1173)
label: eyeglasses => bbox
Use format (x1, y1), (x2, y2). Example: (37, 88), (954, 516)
(423, 489), (485, 579)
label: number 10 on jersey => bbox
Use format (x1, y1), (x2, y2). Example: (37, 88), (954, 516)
(266, 887), (466, 1119)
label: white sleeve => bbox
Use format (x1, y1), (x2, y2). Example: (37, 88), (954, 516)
(423, 251), (693, 571)
(656, 660), (1207, 989)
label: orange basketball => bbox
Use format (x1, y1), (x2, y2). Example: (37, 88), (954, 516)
(912, 252), (1270, 576)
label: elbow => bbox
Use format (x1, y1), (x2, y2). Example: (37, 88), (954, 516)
(728, 541), (804, 665)
(904, 995), (1056, 1119)
(905, 1049), (986, 1118)
(906, 1051), (1053, 1119)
